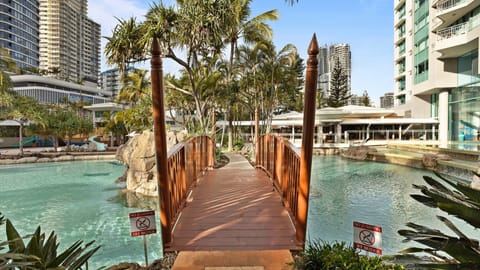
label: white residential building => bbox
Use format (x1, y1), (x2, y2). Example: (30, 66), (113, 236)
(393, 0), (480, 145)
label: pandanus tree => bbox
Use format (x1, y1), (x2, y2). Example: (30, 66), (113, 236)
(398, 172), (480, 268)
(105, 1), (227, 133)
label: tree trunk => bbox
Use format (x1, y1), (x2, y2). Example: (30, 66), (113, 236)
(18, 124), (24, 156)
(227, 110), (233, 152)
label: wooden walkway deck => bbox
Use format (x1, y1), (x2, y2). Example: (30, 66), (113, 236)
(169, 153), (301, 251)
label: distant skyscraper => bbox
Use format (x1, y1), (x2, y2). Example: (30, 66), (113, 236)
(0, 0), (40, 70)
(380, 92), (394, 108)
(317, 43), (352, 100)
(39, 0), (100, 84)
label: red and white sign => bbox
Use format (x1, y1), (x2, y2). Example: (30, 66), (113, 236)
(353, 221), (382, 255)
(129, 210), (157, 237)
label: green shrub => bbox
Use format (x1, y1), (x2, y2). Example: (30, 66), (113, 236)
(294, 240), (403, 270)
(0, 214), (99, 269)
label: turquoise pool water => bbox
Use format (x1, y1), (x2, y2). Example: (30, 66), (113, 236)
(307, 156), (476, 255)
(0, 161), (162, 268)
(0, 157), (477, 268)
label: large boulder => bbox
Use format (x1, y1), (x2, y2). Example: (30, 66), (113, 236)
(422, 153), (450, 169)
(116, 130), (188, 197)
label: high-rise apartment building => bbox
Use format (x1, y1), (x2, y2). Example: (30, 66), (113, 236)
(99, 67), (137, 98)
(0, 0), (40, 70)
(39, 0), (100, 84)
(394, 0), (480, 144)
(317, 43), (352, 100)
(380, 92), (394, 108)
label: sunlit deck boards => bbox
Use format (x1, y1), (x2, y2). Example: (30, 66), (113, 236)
(169, 153), (300, 251)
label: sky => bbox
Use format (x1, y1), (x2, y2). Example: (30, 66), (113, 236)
(88, 0), (394, 105)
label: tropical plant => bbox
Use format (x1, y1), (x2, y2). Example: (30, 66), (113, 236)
(114, 95), (153, 134)
(362, 90), (371, 106)
(327, 58), (351, 108)
(293, 240), (402, 270)
(0, 94), (45, 155)
(397, 172), (480, 268)
(0, 47), (17, 106)
(221, 0), (278, 151)
(117, 69), (151, 104)
(0, 218), (99, 269)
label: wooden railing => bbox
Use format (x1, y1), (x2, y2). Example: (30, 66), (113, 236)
(256, 35), (318, 246)
(163, 135), (215, 245)
(256, 134), (302, 235)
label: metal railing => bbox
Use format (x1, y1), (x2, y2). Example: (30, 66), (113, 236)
(256, 134), (302, 236)
(164, 135), (214, 243)
(437, 22), (467, 40)
(436, 0), (468, 12)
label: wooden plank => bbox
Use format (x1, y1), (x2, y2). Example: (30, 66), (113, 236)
(169, 153), (300, 251)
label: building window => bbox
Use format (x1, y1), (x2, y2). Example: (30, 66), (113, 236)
(398, 41), (405, 56)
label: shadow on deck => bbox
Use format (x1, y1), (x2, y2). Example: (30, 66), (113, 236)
(168, 153), (301, 251)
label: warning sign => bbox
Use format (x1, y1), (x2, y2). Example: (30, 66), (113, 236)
(353, 221), (382, 255)
(129, 210), (157, 237)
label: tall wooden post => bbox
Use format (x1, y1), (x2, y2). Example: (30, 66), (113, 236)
(151, 37), (171, 247)
(297, 34), (319, 245)
(254, 107), (259, 165)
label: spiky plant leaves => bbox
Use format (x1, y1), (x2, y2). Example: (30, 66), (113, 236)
(2, 219), (99, 269)
(433, 172), (480, 205)
(399, 174), (480, 267)
(6, 219), (25, 253)
(411, 177), (480, 228)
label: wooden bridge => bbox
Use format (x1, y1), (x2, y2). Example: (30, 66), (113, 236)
(170, 152), (300, 250)
(149, 34), (320, 258)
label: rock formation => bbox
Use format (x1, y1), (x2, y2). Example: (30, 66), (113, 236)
(116, 129), (188, 197)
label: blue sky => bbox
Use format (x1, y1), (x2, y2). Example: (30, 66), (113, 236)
(89, 0), (394, 105)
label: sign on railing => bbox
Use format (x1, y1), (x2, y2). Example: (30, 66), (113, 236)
(353, 221), (383, 255)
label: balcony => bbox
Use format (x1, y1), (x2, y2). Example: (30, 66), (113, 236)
(436, 22), (468, 41)
(432, 0), (480, 31)
(434, 21), (480, 59)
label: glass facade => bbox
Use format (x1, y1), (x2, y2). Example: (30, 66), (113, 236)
(413, 0), (429, 84)
(0, 0), (39, 69)
(449, 50), (480, 142)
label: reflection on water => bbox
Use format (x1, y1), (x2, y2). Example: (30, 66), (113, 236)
(307, 156), (477, 255)
(109, 190), (160, 211)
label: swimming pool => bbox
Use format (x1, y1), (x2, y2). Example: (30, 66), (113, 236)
(0, 157), (475, 267)
(0, 161), (162, 268)
(307, 156), (476, 254)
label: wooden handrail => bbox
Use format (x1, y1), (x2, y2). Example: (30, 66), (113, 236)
(164, 135), (215, 246)
(256, 134), (302, 236)
(255, 34), (318, 247)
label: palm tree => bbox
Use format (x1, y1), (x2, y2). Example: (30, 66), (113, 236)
(221, 0), (278, 151)
(104, 17), (146, 73)
(117, 69), (151, 104)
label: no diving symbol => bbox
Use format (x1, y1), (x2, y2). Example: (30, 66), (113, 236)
(359, 230), (375, 246)
(136, 217), (150, 230)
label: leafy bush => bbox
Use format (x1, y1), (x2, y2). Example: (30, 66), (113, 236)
(293, 240), (402, 270)
(0, 215), (99, 269)
(397, 172), (480, 268)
